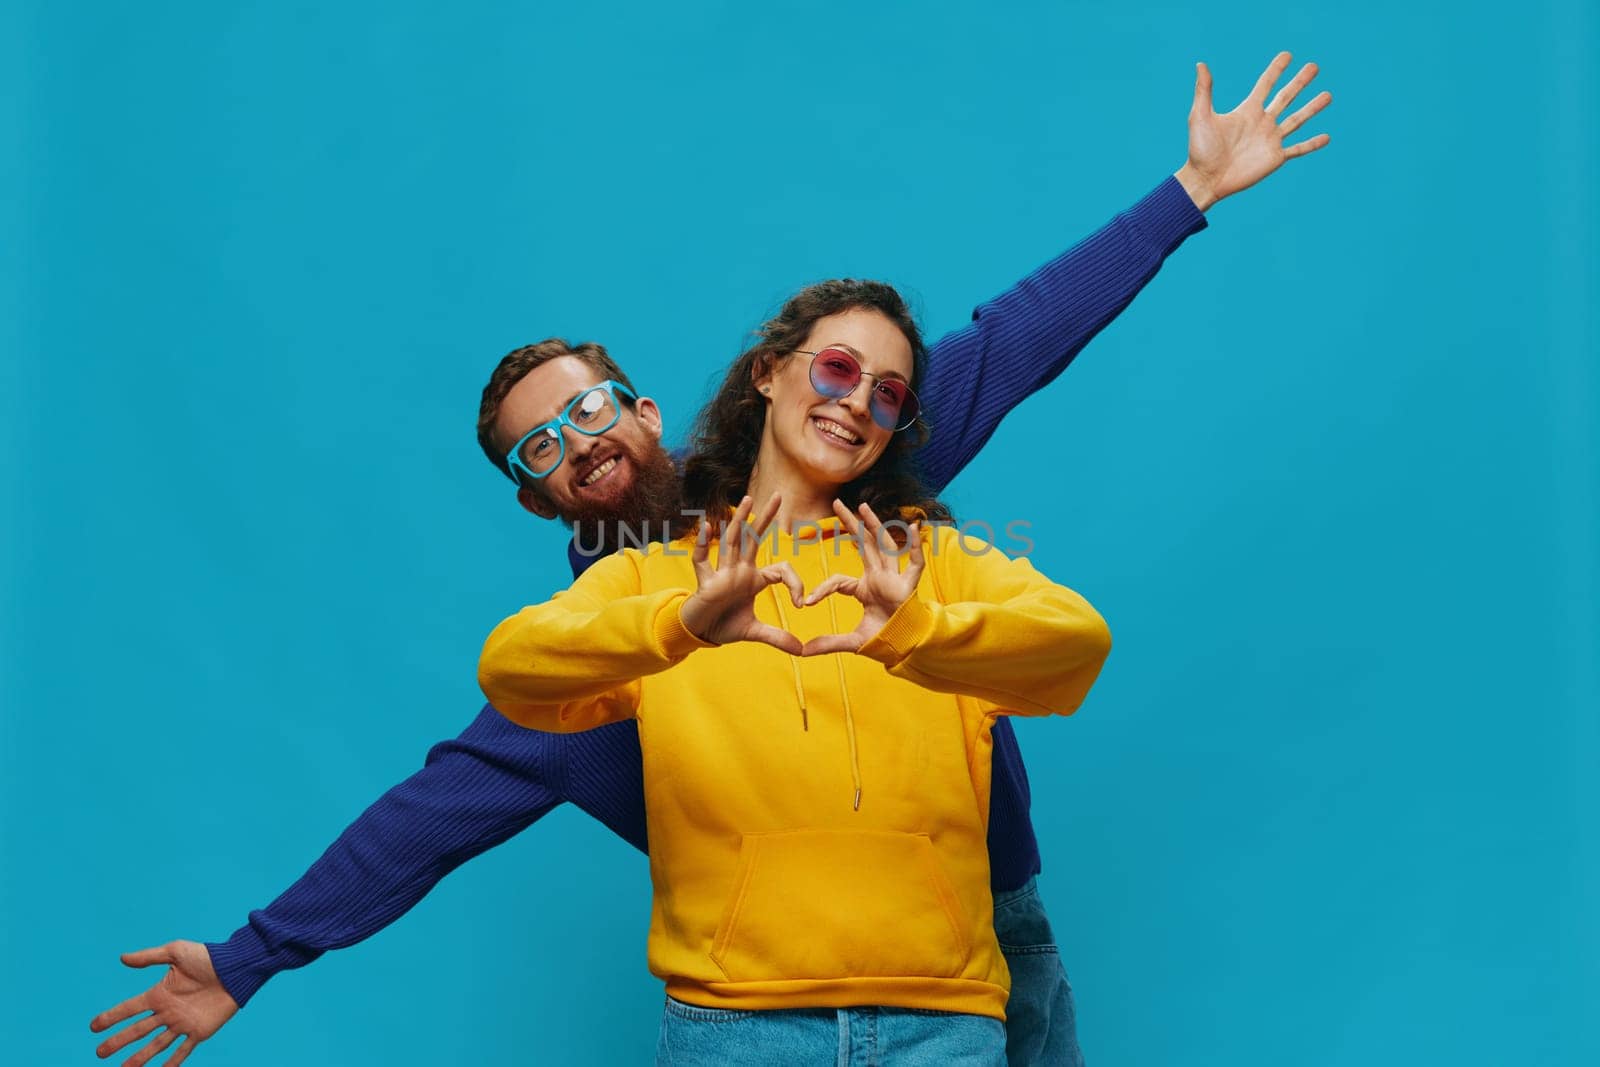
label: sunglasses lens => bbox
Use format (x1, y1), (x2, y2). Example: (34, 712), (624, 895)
(807, 348), (919, 430)
(869, 381), (918, 430)
(809, 348), (860, 397)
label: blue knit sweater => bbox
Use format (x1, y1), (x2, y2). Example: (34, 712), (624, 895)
(208, 177), (1206, 1007)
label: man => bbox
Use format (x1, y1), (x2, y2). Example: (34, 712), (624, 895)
(90, 54), (1330, 1067)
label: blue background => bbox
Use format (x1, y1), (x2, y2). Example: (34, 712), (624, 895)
(5, 1), (1596, 1064)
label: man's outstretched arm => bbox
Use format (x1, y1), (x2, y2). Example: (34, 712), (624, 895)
(917, 51), (1331, 492)
(90, 706), (568, 1066)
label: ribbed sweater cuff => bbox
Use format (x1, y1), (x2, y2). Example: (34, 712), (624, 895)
(859, 595), (936, 666)
(1130, 175), (1210, 250)
(206, 927), (282, 1009)
(658, 591), (718, 658)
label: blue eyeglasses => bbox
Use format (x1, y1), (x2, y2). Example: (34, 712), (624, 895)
(503, 380), (638, 484)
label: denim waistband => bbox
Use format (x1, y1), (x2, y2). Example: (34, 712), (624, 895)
(991, 874), (1040, 909)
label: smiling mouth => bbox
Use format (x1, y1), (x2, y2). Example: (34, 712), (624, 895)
(578, 455), (623, 487)
(811, 416), (864, 447)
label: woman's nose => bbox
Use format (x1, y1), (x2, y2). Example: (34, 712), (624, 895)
(838, 382), (872, 418)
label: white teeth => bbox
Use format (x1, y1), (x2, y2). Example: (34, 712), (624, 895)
(581, 457), (618, 486)
(813, 418), (861, 444)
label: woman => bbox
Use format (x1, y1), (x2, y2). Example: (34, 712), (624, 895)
(478, 280), (1111, 1064)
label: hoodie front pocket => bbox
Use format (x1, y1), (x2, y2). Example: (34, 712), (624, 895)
(709, 830), (973, 982)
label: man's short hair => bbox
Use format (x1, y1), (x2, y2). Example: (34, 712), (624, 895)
(476, 339), (638, 484)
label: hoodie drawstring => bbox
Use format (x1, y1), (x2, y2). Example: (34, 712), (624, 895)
(765, 531), (863, 812)
(767, 585), (809, 733)
(819, 546), (864, 811)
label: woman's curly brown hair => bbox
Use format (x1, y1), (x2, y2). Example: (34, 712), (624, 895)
(679, 279), (953, 538)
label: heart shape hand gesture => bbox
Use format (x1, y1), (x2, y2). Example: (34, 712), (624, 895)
(678, 494), (924, 656)
(799, 499), (924, 656)
(680, 493), (807, 654)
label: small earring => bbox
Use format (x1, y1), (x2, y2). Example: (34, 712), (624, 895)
(759, 386), (770, 395)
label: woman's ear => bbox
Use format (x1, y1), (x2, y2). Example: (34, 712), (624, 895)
(751, 354), (775, 397)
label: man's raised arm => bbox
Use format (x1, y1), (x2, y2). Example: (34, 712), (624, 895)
(916, 51), (1331, 493)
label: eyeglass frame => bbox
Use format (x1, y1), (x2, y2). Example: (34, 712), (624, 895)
(793, 348), (921, 432)
(502, 379), (639, 485)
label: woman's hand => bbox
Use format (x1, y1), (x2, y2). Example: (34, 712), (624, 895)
(801, 500), (925, 656)
(680, 493), (805, 653)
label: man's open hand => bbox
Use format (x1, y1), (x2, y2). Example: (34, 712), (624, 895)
(90, 940), (237, 1066)
(1177, 51), (1333, 210)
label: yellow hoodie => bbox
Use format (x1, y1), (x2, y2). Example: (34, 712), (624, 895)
(478, 518), (1110, 1021)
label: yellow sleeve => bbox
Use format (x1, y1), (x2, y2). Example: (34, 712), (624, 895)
(477, 549), (715, 732)
(856, 526), (1111, 717)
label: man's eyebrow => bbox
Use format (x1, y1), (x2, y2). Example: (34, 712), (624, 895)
(541, 383), (602, 423)
(514, 387), (591, 445)
(826, 343), (909, 383)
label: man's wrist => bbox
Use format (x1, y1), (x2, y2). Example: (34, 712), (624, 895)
(1174, 162), (1219, 212)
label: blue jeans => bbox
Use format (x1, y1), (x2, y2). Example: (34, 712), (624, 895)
(654, 878), (1081, 1066)
(656, 998), (1007, 1066)
(993, 877), (1084, 1067)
